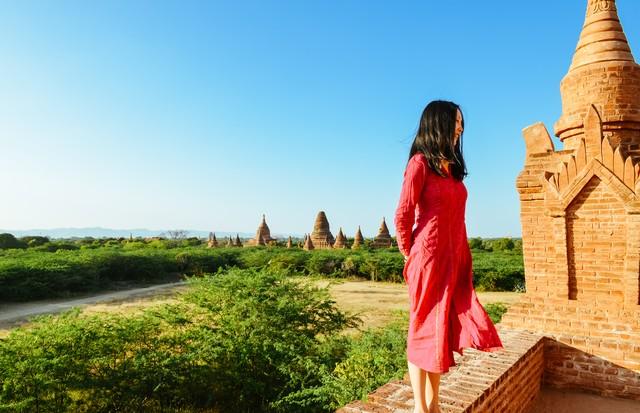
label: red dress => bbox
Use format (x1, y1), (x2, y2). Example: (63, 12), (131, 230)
(394, 153), (503, 373)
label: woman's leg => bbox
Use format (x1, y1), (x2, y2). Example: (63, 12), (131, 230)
(426, 372), (441, 413)
(407, 360), (428, 413)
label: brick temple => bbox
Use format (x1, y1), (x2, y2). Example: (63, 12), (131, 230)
(338, 1), (640, 412)
(500, 0), (640, 398)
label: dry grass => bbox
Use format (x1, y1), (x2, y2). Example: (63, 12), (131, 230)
(0, 278), (521, 338)
(313, 278), (521, 330)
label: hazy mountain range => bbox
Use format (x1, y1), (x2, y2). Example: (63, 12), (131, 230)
(0, 227), (293, 240)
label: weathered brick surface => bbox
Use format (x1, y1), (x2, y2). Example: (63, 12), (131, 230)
(502, 0), (640, 401)
(336, 328), (544, 413)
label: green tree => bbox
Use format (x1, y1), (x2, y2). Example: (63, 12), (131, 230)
(0, 233), (26, 249)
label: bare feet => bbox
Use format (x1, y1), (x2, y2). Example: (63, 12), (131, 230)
(428, 402), (441, 413)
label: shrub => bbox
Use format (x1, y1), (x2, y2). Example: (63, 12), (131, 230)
(0, 233), (26, 250)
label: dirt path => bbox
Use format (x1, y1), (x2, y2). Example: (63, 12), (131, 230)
(0, 278), (520, 334)
(0, 282), (187, 330)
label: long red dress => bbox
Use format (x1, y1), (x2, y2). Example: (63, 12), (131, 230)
(394, 153), (503, 373)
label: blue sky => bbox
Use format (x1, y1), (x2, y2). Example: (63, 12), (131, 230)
(1, 1), (639, 238)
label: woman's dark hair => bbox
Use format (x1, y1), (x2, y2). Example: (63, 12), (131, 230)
(409, 100), (468, 180)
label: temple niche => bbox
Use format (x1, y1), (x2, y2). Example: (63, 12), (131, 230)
(207, 232), (218, 248)
(310, 211), (334, 249)
(351, 226), (364, 250)
(372, 217), (392, 248)
(501, 0), (640, 400)
(333, 228), (347, 249)
(246, 214), (276, 246)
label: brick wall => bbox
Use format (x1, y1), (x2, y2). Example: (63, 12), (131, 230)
(336, 328), (544, 413)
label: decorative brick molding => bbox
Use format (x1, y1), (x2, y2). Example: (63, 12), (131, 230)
(336, 328), (545, 413)
(501, 0), (640, 400)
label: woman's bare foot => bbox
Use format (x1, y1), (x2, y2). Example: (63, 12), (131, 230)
(427, 402), (441, 413)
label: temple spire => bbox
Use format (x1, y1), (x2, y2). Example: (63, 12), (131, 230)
(569, 0), (634, 71)
(554, 0), (640, 148)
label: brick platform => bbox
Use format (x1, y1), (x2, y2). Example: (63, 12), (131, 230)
(336, 328), (545, 413)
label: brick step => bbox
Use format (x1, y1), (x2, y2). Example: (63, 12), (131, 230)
(336, 328), (545, 413)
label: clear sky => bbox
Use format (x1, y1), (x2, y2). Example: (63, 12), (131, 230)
(1, 1), (639, 238)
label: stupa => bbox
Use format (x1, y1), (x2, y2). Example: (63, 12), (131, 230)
(286, 236), (293, 248)
(303, 234), (314, 250)
(207, 232), (218, 248)
(246, 214), (276, 246)
(225, 236), (233, 247)
(372, 217), (392, 248)
(310, 211), (334, 249)
(233, 234), (243, 247)
(351, 226), (364, 249)
(500, 0), (640, 400)
(333, 228), (347, 249)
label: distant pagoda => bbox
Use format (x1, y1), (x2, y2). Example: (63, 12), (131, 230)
(310, 211), (334, 249)
(207, 232), (219, 248)
(225, 236), (233, 247)
(333, 227), (347, 249)
(303, 233), (314, 250)
(372, 217), (392, 248)
(247, 214), (276, 246)
(233, 234), (243, 247)
(352, 226), (364, 249)
(286, 236), (293, 248)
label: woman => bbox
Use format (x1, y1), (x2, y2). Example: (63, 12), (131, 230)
(394, 100), (503, 413)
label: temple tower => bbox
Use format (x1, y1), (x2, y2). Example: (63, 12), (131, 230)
(501, 0), (640, 400)
(247, 214), (276, 246)
(333, 228), (347, 249)
(372, 217), (392, 248)
(351, 226), (364, 250)
(207, 232), (219, 248)
(310, 211), (334, 249)
(303, 234), (314, 251)
(286, 236), (293, 248)
(555, 0), (640, 156)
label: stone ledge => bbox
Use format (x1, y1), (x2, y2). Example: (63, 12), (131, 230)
(336, 328), (545, 413)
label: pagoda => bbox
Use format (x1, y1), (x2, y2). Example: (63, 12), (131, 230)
(246, 214), (276, 246)
(372, 217), (392, 248)
(351, 226), (364, 249)
(310, 211), (334, 249)
(286, 236), (293, 248)
(333, 228), (347, 249)
(207, 232), (218, 248)
(303, 234), (314, 251)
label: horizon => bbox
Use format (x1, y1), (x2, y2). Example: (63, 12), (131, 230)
(2, 1), (639, 238)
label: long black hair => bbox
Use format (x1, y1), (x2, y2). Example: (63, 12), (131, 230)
(409, 100), (468, 181)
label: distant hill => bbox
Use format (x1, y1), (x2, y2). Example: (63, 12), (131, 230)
(0, 227), (260, 240)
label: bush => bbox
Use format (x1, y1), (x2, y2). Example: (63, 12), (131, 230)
(0, 233), (26, 250)
(484, 302), (509, 324)
(472, 250), (524, 292)
(0, 269), (362, 412)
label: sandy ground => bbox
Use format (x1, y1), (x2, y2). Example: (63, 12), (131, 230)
(0, 282), (187, 332)
(0, 278), (520, 335)
(531, 387), (640, 412)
